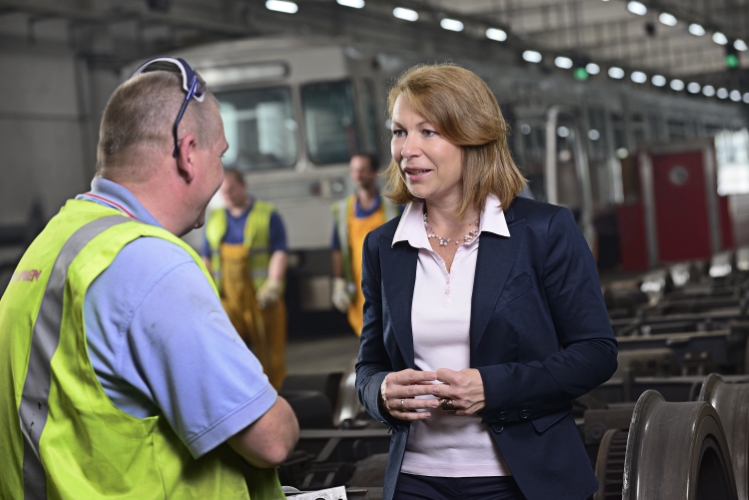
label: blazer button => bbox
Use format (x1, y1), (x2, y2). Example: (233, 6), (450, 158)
(497, 411), (508, 421)
(491, 424), (504, 434)
(519, 409), (531, 420)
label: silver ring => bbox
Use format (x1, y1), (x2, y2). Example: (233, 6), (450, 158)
(399, 398), (405, 411)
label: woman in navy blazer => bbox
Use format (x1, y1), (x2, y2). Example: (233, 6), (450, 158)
(355, 64), (618, 500)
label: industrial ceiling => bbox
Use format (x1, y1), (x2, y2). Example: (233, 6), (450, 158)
(2, 0), (749, 97)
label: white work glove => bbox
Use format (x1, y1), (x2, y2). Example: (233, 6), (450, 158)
(332, 277), (351, 313)
(257, 278), (282, 309)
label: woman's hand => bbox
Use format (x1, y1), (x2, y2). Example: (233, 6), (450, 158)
(432, 368), (486, 416)
(379, 369), (441, 421)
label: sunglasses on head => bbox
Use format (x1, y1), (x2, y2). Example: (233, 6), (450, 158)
(130, 57), (207, 157)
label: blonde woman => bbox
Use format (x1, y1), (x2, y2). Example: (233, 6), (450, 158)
(355, 64), (617, 500)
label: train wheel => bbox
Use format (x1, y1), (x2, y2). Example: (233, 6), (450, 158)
(699, 373), (749, 500)
(594, 428), (629, 500)
(623, 390), (738, 500)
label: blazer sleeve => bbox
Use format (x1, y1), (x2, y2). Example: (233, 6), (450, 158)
(478, 207), (618, 420)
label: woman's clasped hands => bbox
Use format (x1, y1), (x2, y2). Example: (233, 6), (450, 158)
(379, 368), (486, 421)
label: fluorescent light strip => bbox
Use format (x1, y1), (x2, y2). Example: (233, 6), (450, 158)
(659, 13), (677, 26)
(627, 1), (647, 15)
(586, 63), (600, 75)
(689, 24), (705, 36)
(440, 18), (463, 32)
(631, 71), (647, 83)
(608, 67), (625, 79)
(555, 56), (573, 69)
(713, 32), (728, 45)
(337, 0), (365, 8)
(486, 28), (507, 42)
(652, 74), (667, 87)
(265, 0), (298, 14)
(523, 50), (542, 63)
(393, 7), (418, 21)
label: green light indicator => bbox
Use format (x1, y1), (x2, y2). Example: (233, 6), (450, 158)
(574, 67), (589, 81)
(726, 53), (739, 69)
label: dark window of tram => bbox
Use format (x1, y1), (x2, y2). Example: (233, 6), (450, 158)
(611, 113), (627, 150)
(215, 87), (298, 172)
(632, 114), (645, 146)
(705, 124), (723, 137)
(359, 79), (380, 157)
(667, 119), (687, 139)
(302, 80), (361, 165)
(648, 114), (662, 142)
(588, 108), (607, 161)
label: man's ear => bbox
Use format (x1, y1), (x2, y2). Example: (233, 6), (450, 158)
(175, 133), (198, 183)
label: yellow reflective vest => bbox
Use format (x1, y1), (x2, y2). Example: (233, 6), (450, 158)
(0, 199), (282, 499)
(205, 201), (275, 292)
(332, 194), (399, 298)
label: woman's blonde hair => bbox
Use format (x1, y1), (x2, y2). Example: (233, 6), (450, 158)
(384, 64), (526, 219)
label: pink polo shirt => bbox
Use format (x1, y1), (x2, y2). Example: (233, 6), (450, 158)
(393, 194), (512, 477)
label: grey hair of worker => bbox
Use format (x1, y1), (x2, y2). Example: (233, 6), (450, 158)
(96, 70), (221, 181)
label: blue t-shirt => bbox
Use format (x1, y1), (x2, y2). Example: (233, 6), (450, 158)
(201, 204), (287, 257)
(77, 178), (277, 458)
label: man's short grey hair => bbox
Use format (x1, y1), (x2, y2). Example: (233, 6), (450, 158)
(96, 71), (221, 177)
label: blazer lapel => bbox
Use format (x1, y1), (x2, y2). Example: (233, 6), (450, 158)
(470, 207), (526, 355)
(380, 235), (418, 368)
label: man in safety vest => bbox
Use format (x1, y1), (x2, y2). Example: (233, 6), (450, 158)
(331, 153), (399, 335)
(0, 57), (298, 499)
(203, 169), (288, 390)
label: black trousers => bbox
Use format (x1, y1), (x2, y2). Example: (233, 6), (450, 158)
(393, 473), (526, 500)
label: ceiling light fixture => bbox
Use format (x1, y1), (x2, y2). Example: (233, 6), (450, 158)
(523, 50), (543, 63)
(627, 1), (647, 15)
(608, 67), (625, 79)
(393, 7), (418, 21)
(336, 0), (364, 8)
(265, 0), (298, 14)
(652, 74), (667, 87)
(555, 56), (573, 69)
(440, 18), (463, 31)
(586, 63), (601, 75)
(670, 79), (685, 91)
(631, 71), (647, 83)
(486, 28), (507, 42)
(658, 13), (677, 26)
(689, 24), (706, 36)
(703, 85), (716, 97)
(713, 32), (728, 45)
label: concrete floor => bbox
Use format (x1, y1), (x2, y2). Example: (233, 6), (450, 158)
(286, 333), (361, 375)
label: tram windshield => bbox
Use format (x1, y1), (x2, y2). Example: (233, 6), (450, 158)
(301, 80), (360, 165)
(216, 86), (298, 172)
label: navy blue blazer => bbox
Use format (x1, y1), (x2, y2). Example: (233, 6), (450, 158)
(355, 196), (618, 500)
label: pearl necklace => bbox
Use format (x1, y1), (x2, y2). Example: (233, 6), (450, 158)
(423, 212), (480, 246)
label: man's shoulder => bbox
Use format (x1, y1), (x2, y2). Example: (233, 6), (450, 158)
(110, 237), (198, 282)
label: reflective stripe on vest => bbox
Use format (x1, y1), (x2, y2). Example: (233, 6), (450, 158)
(19, 215), (129, 498)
